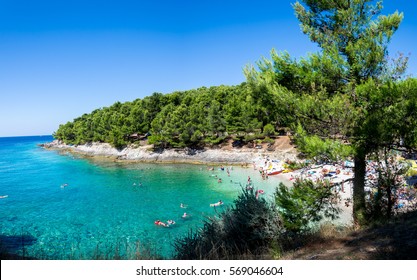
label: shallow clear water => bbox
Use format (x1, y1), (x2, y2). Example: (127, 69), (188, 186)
(0, 136), (281, 259)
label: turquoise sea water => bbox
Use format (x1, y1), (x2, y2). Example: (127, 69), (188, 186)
(0, 136), (281, 259)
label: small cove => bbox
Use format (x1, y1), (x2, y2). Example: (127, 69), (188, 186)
(0, 136), (283, 259)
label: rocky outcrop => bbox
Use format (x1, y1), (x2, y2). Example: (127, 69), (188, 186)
(43, 139), (298, 165)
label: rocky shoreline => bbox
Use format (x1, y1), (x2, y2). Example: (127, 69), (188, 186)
(41, 139), (355, 225)
(41, 139), (298, 165)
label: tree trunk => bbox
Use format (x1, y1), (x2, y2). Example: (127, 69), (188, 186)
(387, 184), (393, 219)
(353, 152), (366, 225)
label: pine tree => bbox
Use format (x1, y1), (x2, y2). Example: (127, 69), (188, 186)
(246, 0), (411, 225)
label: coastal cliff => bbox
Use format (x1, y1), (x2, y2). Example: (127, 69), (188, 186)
(42, 136), (298, 165)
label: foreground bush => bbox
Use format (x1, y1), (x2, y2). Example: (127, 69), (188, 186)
(275, 179), (340, 234)
(173, 188), (283, 260)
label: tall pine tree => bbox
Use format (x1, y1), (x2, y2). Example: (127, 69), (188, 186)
(246, 0), (410, 224)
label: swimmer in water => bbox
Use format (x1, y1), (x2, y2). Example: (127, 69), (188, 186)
(155, 220), (167, 227)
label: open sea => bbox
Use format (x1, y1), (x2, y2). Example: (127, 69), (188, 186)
(0, 136), (282, 259)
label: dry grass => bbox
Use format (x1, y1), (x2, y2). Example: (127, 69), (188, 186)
(281, 211), (417, 260)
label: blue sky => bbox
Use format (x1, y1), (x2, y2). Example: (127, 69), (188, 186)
(1, 0), (416, 137)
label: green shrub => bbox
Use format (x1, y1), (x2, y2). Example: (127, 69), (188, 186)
(275, 179), (340, 233)
(244, 134), (264, 143)
(263, 123), (275, 136)
(173, 187), (283, 259)
(262, 137), (275, 144)
(204, 136), (227, 146)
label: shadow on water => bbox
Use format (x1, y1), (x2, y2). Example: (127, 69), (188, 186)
(0, 234), (37, 260)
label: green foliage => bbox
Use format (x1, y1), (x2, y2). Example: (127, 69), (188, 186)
(366, 151), (410, 221)
(203, 136), (227, 146)
(248, 50), (347, 95)
(246, 51), (358, 146)
(246, 0), (412, 225)
(293, 0), (404, 83)
(275, 179), (340, 233)
(263, 123), (275, 136)
(54, 83), (282, 149)
(262, 137), (275, 144)
(357, 79), (417, 152)
(294, 124), (354, 162)
(243, 133), (264, 143)
(173, 188), (282, 260)
(52, 0), (417, 233)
